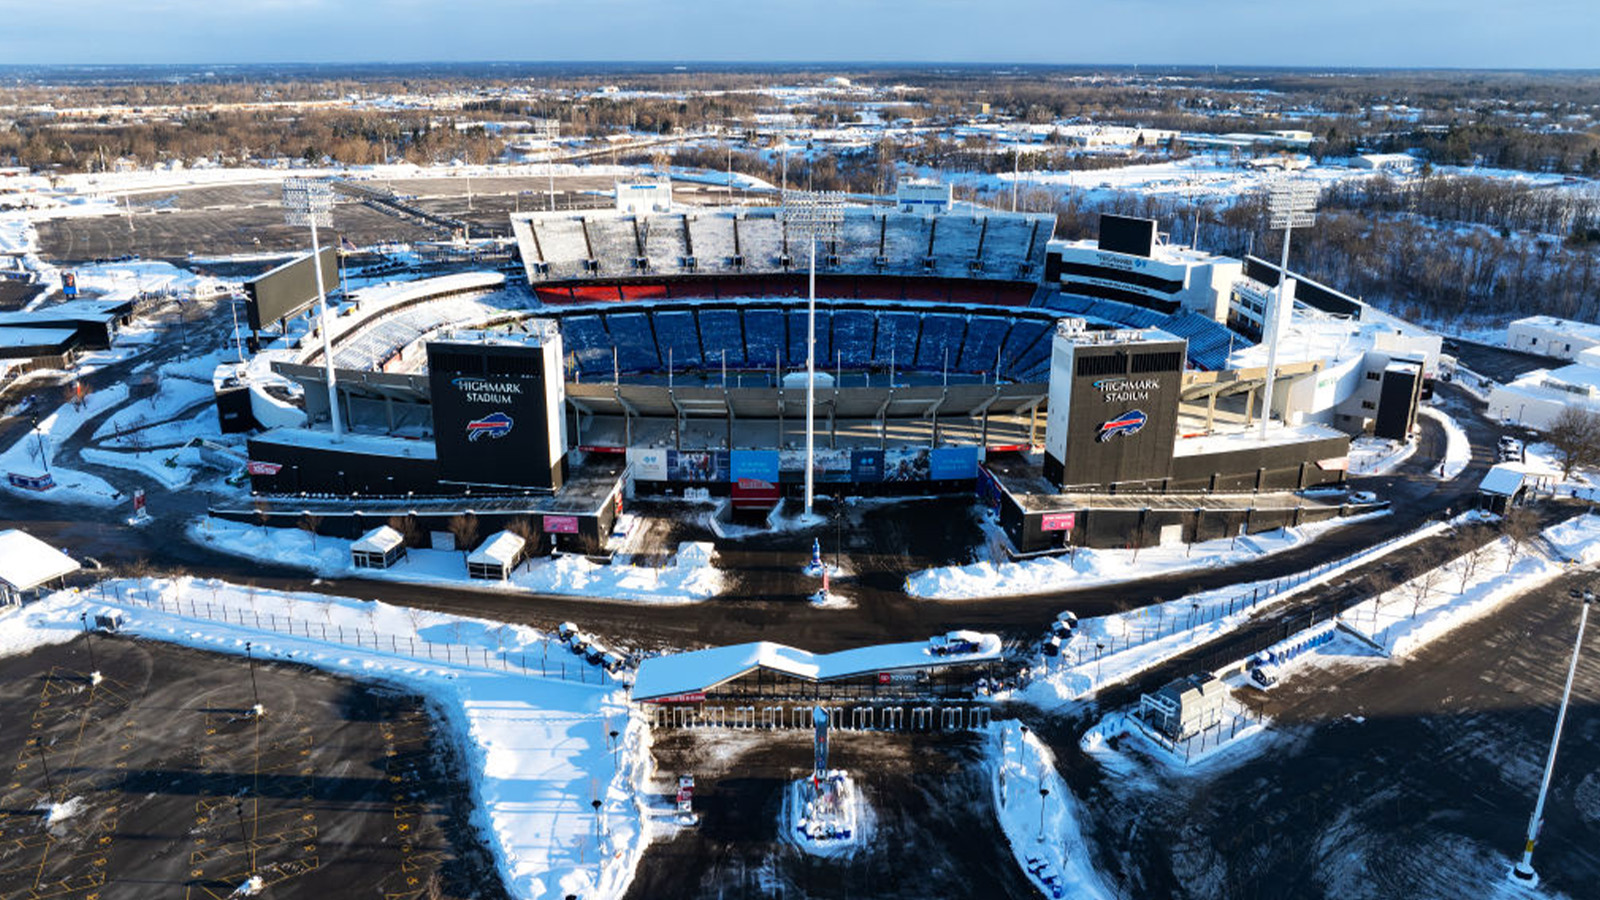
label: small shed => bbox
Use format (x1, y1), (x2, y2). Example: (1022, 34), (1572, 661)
(1479, 463), (1557, 515)
(0, 529), (80, 606)
(1139, 674), (1229, 741)
(351, 525), (407, 569)
(467, 531), (527, 580)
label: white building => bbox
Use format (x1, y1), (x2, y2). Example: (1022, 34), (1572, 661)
(1045, 234), (1244, 322)
(1486, 346), (1600, 430)
(1506, 316), (1600, 362)
(614, 181), (673, 215)
(894, 180), (953, 213)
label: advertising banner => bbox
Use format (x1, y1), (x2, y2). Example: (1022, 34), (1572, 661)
(427, 343), (557, 490)
(850, 449), (884, 483)
(778, 448), (852, 481)
(1041, 512), (1077, 532)
(883, 447), (932, 482)
(626, 447), (669, 481)
(929, 446), (980, 480)
(667, 450), (729, 483)
(543, 515), (580, 534)
(730, 449), (780, 484)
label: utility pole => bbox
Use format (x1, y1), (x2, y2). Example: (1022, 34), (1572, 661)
(1511, 588), (1593, 884)
(245, 641), (264, 717)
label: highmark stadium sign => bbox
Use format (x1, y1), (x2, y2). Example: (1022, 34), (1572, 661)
(1091, 377), (1161, 404)
(454, 377), (524, 405)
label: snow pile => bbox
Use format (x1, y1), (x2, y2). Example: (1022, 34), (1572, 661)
(988, 721), (1114, 900)
(783, 771), (869, 857)
(1417, 404), (1471, 480)
(1340, 515), (1600, 658)
(189, 519), (725, 604)
(907, 514), (1384, 600)
(1348, 435), (1416, 476)
(10, 580), (653, 900)
(1083, 704), (1270, 773)
(0, 384), (130, 506)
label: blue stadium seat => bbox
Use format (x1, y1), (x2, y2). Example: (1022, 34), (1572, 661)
(743, 308), (784, 370)
(697, 308), (745, 367)
(557, 315), (615, 377)
(653, 310), (702, 370)
(786, 310), (832, 369)
(874, 311), (921, 369)
(601, 312), (661, 373)
(999, 319), (1050, 378)
(831, 309), (874, 369)
(915, 314), (967, 371)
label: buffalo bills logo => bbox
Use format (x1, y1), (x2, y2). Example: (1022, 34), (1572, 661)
(1097, 409), (1147, 442)
(466, 412), (514, 441)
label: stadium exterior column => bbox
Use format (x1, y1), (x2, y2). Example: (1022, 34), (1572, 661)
(806, 231), (817, 516)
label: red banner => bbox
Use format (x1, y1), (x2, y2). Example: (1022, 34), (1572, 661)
(246, 460), (282, 476)
(1041, 512), (1077, 532)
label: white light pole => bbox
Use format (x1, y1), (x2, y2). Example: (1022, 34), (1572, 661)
(1259, 179), (1316, 441)
(1511, 588), (1593, 884)
(283, 177), (342, 442)
(781, 190), (844, 518)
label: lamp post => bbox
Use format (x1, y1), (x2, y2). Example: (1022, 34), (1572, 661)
(1259, 179), (1317, 441)
(780, 190), (845, 518)
(78, 613), (101, 684)
(1038, 786), (1050, 842)
(1510, 587), (1593, 884)
(282, 177), (342, 442)
(244, 641), (263, 717)
(30, 415), (48, 475)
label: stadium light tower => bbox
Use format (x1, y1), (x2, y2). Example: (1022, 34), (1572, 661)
(1511, 587), (1593, 885)
(283, 177), (342, 442)
(1258, 179), (1317, 441)
(782, 190), (844, 517)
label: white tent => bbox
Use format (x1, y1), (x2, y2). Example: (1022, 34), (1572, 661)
(0, 529), (80, 605)
(467, 531), (526, 580)
(351, 525), (407, 569)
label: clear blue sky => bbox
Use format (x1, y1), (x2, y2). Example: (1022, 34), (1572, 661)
(0, 0), (1591, 69)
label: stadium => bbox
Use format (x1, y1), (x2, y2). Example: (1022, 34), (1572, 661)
(215, 181), (1401, 556)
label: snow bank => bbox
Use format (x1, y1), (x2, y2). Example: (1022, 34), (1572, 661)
(1348, 435), (1416, 476)
(1083, 706), (1271, 773)
(988, 721), (1114, 900)
(1417, 404), (1470, 480)
(14, 579), (653, 900)
(1340, 515), (1600, 658)
(189, 519), (725, 604)
(0, 384), (131, 506)
(908, 512), (1384, 601)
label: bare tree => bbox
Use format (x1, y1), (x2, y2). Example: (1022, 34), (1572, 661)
(387, 514), (420, 548)
(1455, 526), (1493, 593)
(1543, 407), (1600, 478)
(1407, 568), (1441, 619)
(1502, 506), (1540, 571)
(298, 512), (323, 551)
(447, 514), (479, 562)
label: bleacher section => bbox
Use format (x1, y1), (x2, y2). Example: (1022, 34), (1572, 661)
(513, 207), (1054, 286)
(330, 292), (516, 372)
(542, 301), (1064, 384)
(1044, 292), (1246, 371)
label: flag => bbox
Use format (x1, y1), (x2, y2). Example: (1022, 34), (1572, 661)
(339, 235), (359, 253)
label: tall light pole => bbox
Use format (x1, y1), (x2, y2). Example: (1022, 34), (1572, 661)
(781, 190), (844, 518)
(282, 177), (342, 442)
(1259, 179), (1317, 441)
(1511, 587), (1593, 884)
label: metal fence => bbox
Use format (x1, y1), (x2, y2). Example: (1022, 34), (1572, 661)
(645, 702), (992, 732)
(91, 581), (616, 686)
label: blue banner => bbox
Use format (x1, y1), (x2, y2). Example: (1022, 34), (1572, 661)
(930, 446), (980, 480)
(730, 449), (780, 484)
(850, 449), (884, 483)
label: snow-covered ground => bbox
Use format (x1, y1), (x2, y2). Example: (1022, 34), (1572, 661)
(1083, 701), (1270, 773)
(0, 383), (130, 506)
(1340, 513), (1600, 658)
(1417, 404), (1471, 480)
(907, 511), (1384, 601)
(189, 518), (725, 604)
(988, 721), (1114, 900)
(4, 579), (657, 900)
(1348, 435), (1416, 476)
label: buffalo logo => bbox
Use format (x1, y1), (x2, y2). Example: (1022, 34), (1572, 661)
(466, 411), (514, 442)
(1097, 409), (1147, 442)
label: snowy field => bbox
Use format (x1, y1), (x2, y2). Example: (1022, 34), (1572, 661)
(0, 383), (130, 506)
(189, 518), (725, 604)
(907, 511), (1385, 601)
(1, 579), (660, 900)
(1348, 435), (1416, 476)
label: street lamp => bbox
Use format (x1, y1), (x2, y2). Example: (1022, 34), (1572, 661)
(781, 190), (844, 518)
(1037, 786), (1050, 842)
(1510, 587), (1593, 884)
(30, 415), (48, 475)
(244, 641), (264, 717)
(78, 613), (101, 685)
(1259, 179), (1317, 441)
(282, 177), (342, 442)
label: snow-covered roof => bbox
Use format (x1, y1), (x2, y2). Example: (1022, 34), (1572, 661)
(1479, 462), (1556, 496)
(351, 525), (404, 554)
(1510, 315), (1600, 342)
(0, 529), (79, 591)
(633, 632), (1003, 701)
(254, 427), (437, 460)
(0, 327), (77, 349)
(468, 530), (526, 566)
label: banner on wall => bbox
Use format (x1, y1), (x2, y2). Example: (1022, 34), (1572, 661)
(779, 448), (852, 482)
(667, 450), (730, 483)
(850, 449), (884, 483)
(730, 450), (780, 484)
(882, 447), (932, 483)
(627, 447), (669, 481)
(929, 446), (980, 480)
